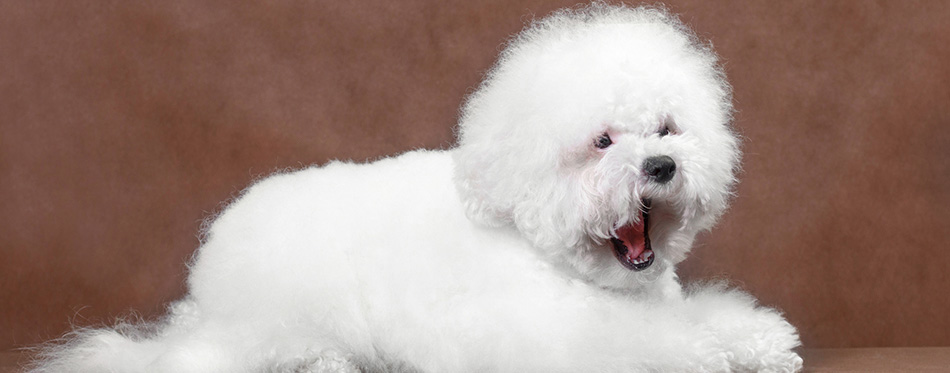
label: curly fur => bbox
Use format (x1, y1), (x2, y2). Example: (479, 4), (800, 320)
(30, 3), (801, 372)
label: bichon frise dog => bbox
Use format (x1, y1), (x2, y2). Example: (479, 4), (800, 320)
(32, 4), (802, 373)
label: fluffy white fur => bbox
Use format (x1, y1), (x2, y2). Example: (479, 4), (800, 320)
(31, 4), (802, 372)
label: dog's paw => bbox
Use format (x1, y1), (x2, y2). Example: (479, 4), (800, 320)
(744, 349), (803, 373)
(699, 350), (734, 373)
(659, 329), (733, 373)
(716, 310), (802, 373)
(685, 286), (802, 372)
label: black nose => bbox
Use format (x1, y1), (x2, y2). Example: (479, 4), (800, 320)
(642, 155), (676, 184)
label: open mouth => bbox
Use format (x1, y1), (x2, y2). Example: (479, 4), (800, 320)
(610, 199), (654, 271)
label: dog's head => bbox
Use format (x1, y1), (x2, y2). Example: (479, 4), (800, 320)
(453, 4), (739, 289)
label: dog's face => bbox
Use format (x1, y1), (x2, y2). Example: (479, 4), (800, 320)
(454, 6), (738, 289)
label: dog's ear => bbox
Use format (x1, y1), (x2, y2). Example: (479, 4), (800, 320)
(453, 113), (596, 249)
(452, 123), (558, 228)
(452, 147), (510, 228)
(452, 140), (589, 251)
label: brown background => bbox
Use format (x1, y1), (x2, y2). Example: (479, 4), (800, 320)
(1, 0), (948, 352)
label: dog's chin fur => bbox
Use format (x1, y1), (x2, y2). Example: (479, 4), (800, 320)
(30, 4), (802, 373)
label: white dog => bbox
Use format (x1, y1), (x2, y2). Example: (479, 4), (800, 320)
(33, 4), (802, 372)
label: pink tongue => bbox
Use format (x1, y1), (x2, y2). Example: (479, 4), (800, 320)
(616, 212), (647, 262)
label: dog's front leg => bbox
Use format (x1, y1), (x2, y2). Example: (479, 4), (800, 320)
(420, 287), (738, 373)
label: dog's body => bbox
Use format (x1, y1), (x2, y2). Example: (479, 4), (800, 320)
(32, 5), (802, 372)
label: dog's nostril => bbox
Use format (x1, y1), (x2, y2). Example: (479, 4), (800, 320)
(643, 155), (676, 184)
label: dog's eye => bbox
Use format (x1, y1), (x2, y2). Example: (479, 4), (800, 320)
(594, 133), (612, 149)
(658, 125), (671, 137)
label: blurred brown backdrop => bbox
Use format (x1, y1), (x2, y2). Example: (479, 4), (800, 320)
(1, 0), (948, 352)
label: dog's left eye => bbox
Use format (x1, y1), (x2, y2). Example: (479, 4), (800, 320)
(658, 126), (671, 137)
(594, 133), (612, 149)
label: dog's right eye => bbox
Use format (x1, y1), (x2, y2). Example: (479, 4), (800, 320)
(594, 133), (612, 149)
